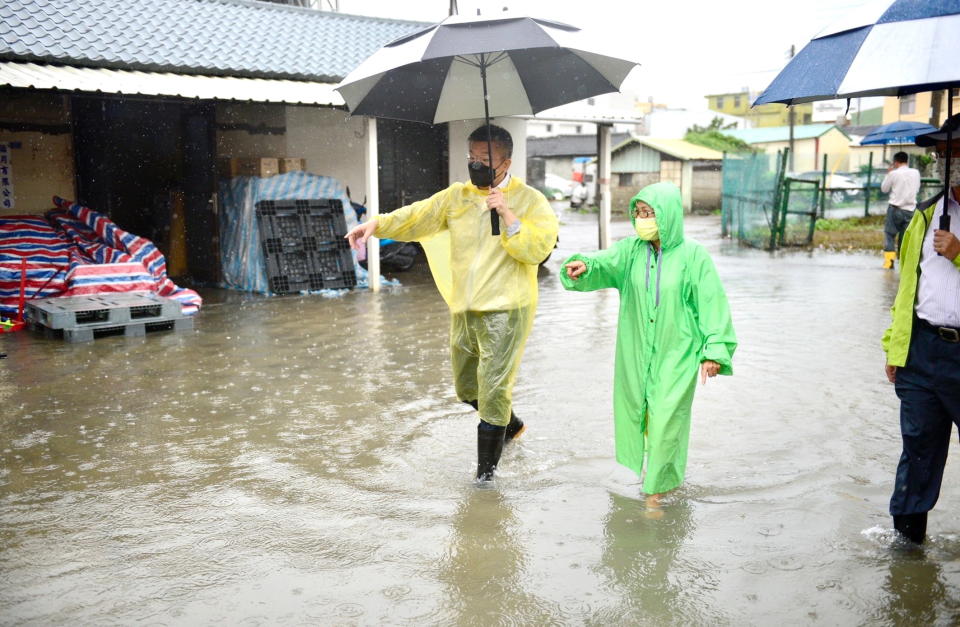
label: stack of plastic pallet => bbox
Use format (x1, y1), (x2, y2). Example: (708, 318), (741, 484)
(26, 293), (193, 343)
(255, 199), (356, 294)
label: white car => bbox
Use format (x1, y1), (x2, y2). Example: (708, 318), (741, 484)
(544, 173), (576, 199)
(794, 171), (862, 203)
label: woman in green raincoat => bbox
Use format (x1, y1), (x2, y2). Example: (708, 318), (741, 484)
(561, 182), (736, 501)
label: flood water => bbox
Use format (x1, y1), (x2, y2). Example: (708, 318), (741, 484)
(2, 209), (959, 625)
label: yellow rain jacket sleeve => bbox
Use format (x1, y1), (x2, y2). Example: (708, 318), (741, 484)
(374, 177), (558, 426)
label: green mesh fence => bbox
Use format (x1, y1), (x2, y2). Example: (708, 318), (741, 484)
(778, 178), (819, 247)
(721, 151), (785, 249)
(723, 150), (945, 250)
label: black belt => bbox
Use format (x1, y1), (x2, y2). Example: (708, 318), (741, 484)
(915, 317), (960, 343)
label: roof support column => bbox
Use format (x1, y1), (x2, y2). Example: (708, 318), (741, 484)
(364, 116), (380, 292)
(597, 123), (612, 250)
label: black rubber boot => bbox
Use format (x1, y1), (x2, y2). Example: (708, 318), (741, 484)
(505, 411), (525, 442)
(893, 512), (927, 544)
(476, 422), (506, 482)
(464, 400), (525, 444)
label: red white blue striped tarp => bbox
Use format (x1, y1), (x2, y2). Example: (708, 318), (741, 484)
(1, 198), (201, 316)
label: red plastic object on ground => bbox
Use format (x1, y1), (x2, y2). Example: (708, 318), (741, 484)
(0, 258), (26, 333)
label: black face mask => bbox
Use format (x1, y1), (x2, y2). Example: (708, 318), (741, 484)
(468, 160), (495, 187)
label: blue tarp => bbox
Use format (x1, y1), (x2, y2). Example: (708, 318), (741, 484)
(218, 171), (394, 294)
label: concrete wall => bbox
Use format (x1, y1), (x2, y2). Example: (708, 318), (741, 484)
(612, 171), (659, 213)
(754, 138), (809, 172)
(817, 128), (852, 171)
(0, 92), (76, 215)
(284, 106), (369, 198)
(882, 92), (934, 125)
(215, 103), (370, 198)
(215, 102), (287, 159)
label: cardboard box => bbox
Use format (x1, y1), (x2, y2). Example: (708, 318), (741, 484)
(219, 158), (279, 178)
(279, 158), (306, 173)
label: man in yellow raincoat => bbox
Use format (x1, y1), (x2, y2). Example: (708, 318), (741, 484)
(561, 182), (736, 504)
(346, 124), (558, 482)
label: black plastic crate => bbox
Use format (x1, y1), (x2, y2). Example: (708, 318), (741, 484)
(316, 242), (356, 289)
(256, 199), (346, 247)
(255, 198), (356, 294)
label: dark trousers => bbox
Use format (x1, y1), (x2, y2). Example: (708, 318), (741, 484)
(883, 205), (914, 252)
(890, 321), (960, 516)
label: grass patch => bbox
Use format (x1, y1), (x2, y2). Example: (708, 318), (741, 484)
(813, 214), (884, 251)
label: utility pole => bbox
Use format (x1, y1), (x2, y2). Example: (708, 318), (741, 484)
(787, 44), (795, 172)
(930, 89), (944, 128)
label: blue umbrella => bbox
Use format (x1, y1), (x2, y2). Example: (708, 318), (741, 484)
(755, 0), (960, 106)
(754, 0), (960, 231)
(859, 120), (938, 145)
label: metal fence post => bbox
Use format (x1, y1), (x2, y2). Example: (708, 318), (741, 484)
(820, 154), (828, 219)
(864, 151), (873, 217)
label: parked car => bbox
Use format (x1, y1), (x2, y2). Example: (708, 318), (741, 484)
(792, 171), (862, 203)
(544, 173), (577, 199)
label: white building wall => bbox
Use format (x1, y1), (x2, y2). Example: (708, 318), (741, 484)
(284, 106), (369, 198)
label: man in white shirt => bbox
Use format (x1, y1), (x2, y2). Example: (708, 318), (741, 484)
(880, 151), (922, 268)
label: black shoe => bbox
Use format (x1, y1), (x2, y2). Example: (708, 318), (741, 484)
(893, 512), (927, 544)
(476, 422), (506, 482)
(505, 411), (525, 443)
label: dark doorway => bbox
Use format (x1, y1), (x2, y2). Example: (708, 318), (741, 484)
(377, 119), (448, 210)
(72, 97), (218, 282)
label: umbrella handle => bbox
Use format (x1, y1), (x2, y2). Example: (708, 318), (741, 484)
(490, 208), (499, 236)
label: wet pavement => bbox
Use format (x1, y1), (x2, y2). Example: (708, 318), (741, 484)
(2, 208), (959, 625)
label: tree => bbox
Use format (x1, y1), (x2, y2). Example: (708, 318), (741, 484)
(684, 117), (755, 153)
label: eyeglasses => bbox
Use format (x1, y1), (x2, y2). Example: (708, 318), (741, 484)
(466, 155), (504, 168)
(633, 207), (656, 218)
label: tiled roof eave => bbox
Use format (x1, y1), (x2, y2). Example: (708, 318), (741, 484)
(0, 53), (343, 83)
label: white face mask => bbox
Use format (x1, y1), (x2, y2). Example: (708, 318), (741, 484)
(936, 156), (960, 188)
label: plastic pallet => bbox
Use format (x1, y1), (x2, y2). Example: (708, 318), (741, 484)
(30, 316), (193, 343)
(256, 199), (347, 246)
(255, 198), (356, 293)
(25, 293), (184, 329)
(263, 243), (356, 294)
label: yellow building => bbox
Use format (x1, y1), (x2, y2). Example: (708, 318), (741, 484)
(705, 91), (813, 127)
(724, 124), (852, 173)
(880, 89), (960, 126)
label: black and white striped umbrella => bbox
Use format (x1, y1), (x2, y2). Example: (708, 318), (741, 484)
(335, 12), (639, 125)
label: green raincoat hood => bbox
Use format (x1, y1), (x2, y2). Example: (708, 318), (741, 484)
(629, 182), (684, 250)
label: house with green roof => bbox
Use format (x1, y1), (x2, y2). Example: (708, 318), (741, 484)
(608, 137), (724, 213)
(723, 124), (852, 173)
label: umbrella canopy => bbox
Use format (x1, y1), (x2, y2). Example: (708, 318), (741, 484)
(754, 0), (960, 106)
(335, 13), (639, 125)
(860, 120), (939, 145)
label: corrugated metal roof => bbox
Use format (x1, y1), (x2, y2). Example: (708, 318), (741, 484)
(0, 0), (427, 82)
(615, 137), (724, 161)
(724, 124), (850, 144)
(527, 132), (631, 158)
(0, 61), (343, 104)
